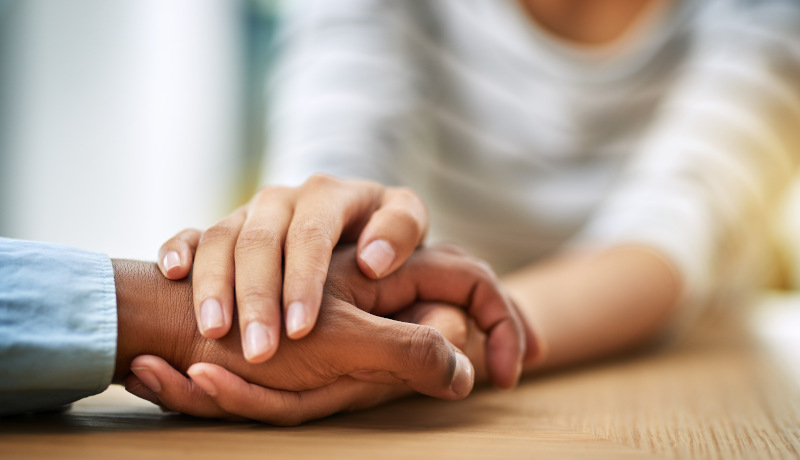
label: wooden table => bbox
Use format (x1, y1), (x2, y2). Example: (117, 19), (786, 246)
(2, 293), (799, 459)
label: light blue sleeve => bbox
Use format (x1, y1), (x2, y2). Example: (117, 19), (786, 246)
(0, 237), (117, 416)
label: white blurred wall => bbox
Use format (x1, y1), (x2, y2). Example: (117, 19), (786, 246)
(0, 0), (243, 260)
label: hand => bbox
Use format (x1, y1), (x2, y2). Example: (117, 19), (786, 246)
(119, 245), (538, 423)
(156, 174), (428, 363)
(113, 255), (475, 416)
(115, 243), (534, 420)
(151, 240), (529, 390)
(127, 302), (484, 426)
(323, 244), (529, 388)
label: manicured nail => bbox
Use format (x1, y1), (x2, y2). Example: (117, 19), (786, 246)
(188, 369), (218, 397)
(244, 321), (274, 361)
(360, 239), (395, 277)
(285, 301), (308, 337)
(451, 352), (474, 397)
(131, 366), (162, 393)
(200, 298), (224, 333)
(163, 251), (181, 275)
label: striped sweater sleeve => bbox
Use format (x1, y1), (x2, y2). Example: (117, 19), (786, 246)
(575, 0), (800, 313)
(261, 0), (426, 187)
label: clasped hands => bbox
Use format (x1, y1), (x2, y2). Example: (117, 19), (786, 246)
(120, 175), (542, 425)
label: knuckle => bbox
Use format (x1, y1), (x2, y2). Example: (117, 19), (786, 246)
(235, 227), (281, 254)
(254, 185), (292, 204)
(407, 326), (450, 375)
(235, 289), (275, 311)
(176, 227), (201, 241)
(200, 223), (239, 245)
(392, 186), (423, 205)
(303, 173), (340, 191)
(467, 258), (497, 281)
(290, 264), (329, 291)
(287, 219), (335, 249)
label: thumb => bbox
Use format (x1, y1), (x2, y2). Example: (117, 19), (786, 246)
(337, 304), (474, 400)
(356, 187), (428, 279)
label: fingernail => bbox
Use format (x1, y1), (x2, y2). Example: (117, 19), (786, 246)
(163, 251), (180, 275)
(131, 366), (162, 393)
(285, 301), (308, 337)
(200, 298), (224, 333)
(360, 239), (395, 277)
(188, 369), (218, 397)
(244, 321), (274, 361)
(451, 352), (474, 397)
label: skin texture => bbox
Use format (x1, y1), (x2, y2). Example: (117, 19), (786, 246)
(127, 302), (488, 425)
(117, 245), (538, 425)
(159, 218), (528, 389)
(132, 245), (678, 425)
(158, 175), (430, 363)
(504, 246), (680, 373)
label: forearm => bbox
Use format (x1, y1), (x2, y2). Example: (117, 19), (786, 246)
(503, 246), (681, 372)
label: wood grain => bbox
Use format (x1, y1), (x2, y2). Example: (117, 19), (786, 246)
(2, 293), (799, 459)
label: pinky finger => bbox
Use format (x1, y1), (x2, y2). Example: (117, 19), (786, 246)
(129, 355), (232, 419)
(124, 374), (162, 407)
(187, 363), (405, 426)
(157, 228), (202, 280)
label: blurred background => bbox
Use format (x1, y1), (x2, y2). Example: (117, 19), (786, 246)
(1, 0), (800, 291)
(0, 0), (274, 260)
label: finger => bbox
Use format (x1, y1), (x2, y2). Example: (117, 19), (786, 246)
(356, 186), (428, 279)
(124, 374), (162, 406)
(193, 211), (247, 339)
(187, 363), (405, 426)
(409, 257), (524, 390)
(281, 175), (379, 339)
(350, 303), (470, 387)
(393, 302), (470, 352)
(129, 355), (233, 419)
(157, 228), (202, 280)
(394, 302), (489, 384)
(343, 249), (525, 390)
(329, 303), (475, 400)
(429, 242), (470, 257)
(234, 187), (294, 363)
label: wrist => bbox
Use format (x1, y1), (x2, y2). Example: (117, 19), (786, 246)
(505, 291), (549, 370)
(112, 259), (196, 382)
(503, 246), (681, 372)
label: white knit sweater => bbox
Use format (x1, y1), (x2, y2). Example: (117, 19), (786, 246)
(262, 0), (800, 315)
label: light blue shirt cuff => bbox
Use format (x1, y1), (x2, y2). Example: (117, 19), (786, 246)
(0, 237), (117, 416)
